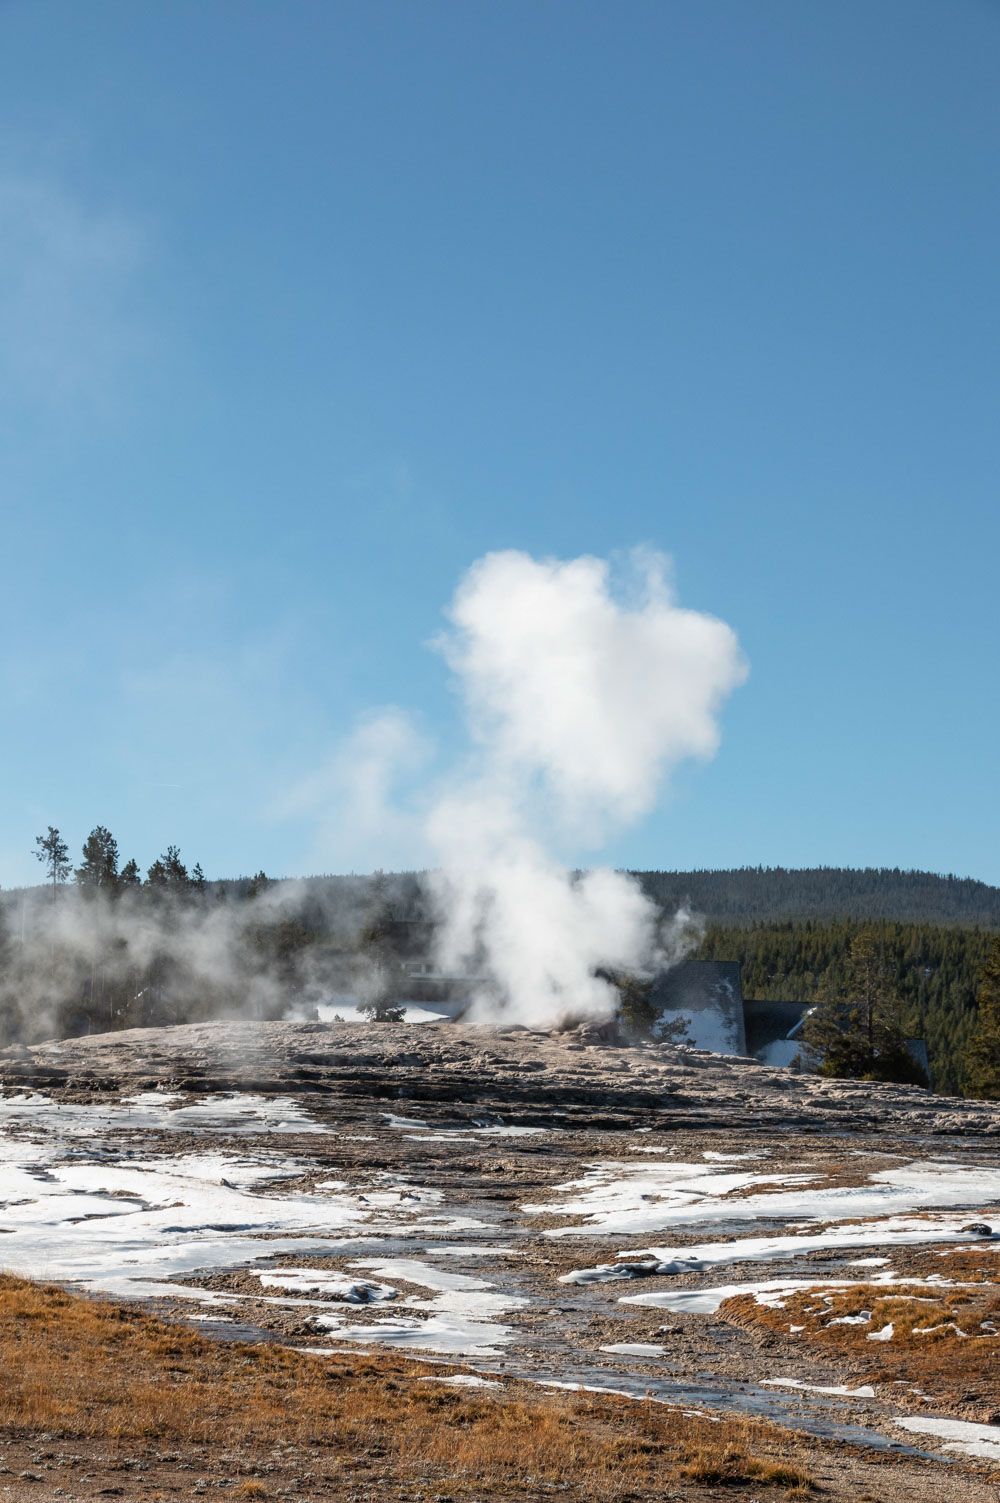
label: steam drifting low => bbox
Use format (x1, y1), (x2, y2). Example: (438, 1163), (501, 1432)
(3, 548), (746, 1040)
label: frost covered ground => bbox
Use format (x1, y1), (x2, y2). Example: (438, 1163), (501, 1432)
(2, 1017), (1000, 1491)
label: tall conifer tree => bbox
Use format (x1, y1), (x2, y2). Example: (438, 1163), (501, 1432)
(75, 827), (120, 896)
(34, 826), (71, 898)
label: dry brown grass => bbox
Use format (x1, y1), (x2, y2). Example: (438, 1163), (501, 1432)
(677, 1430), (816, 1491)
(0, 1275), (812, 1498)
(720, 1271), (1000, 1415)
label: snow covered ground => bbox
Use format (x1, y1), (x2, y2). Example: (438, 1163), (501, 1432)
(1, 1019), (1000, 1477)
(0, 1090), (488, 1319)
(528, 1155), (1000, 1237)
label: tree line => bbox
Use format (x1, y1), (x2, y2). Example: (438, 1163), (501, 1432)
(635, 866), (1000, 928)
(33, 824), (215, 898)
(1, 828), (411, 1043)
(0, 826), (302, 1042)
(695, 918), (998, 1096)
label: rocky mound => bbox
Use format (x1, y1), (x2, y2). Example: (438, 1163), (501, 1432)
(2, 1020), (997, 1139)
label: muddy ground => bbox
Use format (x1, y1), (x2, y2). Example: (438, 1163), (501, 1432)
(1, 1019), (999, 1500)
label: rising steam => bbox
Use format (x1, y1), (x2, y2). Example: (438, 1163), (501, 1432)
(419, 549), (747, 1026)
(2, 548), (746, 1042)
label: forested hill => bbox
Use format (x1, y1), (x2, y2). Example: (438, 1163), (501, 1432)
(695, 919), (992, 1096)
(632, 867), (1000, 929)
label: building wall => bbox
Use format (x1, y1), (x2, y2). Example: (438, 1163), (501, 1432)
(648, 960), (747, 1056)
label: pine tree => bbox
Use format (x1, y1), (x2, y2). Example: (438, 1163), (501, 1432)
(964, 937), (1000, 1099)
(75, 826), (120, 896)
(119, 858), (141, 889)
(163, 846), (189, 886)
(147, 846), (189, 889)
(34, 826), (71, 898)
(799, 928), (925, 1083)
(357, 871), (405, 1023)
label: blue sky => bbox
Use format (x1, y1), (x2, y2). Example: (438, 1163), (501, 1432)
(1, 0), (998, 887)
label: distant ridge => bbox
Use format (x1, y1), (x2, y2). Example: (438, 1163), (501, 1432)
(6, 864), (999, 931)
(631, 867), (1000, 929)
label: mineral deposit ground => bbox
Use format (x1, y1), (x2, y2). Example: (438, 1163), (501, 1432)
(0, 1019), (999, 1502)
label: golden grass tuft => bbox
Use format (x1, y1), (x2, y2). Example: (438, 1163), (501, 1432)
(678, 1428), (816, 1489)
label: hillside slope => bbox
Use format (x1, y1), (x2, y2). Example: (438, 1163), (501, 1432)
(633, 867), (1000, 928)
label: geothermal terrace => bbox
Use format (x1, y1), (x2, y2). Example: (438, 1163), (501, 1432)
(2, 1019), (1000, 1498)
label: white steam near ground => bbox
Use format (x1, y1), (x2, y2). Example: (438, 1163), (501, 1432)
(2, 549), (746, 1040)
(352, 548), (747, 1027)
(0, 876), (370, 1044)
(429, 550), (746, 1024)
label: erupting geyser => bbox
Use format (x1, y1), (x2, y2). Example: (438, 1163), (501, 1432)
(352, 548), (748, 1027)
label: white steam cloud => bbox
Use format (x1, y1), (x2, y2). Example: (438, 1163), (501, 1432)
(337, 548), (748, 1027)
(2, 548), (747, 1043)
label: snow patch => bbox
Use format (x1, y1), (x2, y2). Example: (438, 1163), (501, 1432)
(893, 1416), (1000, 1461)
(308, 1257), (528, 1359)
(764, 1378), (875, 1398)
(599, 1342), (666, 1357)
(531, 1158), (1000, 1238)
(257, 1270), (398, 1303)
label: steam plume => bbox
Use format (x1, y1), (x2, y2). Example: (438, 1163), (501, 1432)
(1, 549), (747, 1042)
(420, 548), (747, 1026)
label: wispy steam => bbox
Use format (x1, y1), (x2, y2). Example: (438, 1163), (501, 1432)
(420, 549), (747, 1026)
(2, 549), (746, 1042)
(0, 874), (377, 1045)
(0, 171), (147, 417)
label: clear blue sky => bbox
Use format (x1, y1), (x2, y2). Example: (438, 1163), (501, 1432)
(1, 0), (998, 887)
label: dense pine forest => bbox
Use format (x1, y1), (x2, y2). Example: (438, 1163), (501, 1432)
(632, 866), (1000, 928)
(695, 918), (994, 1096)
(626, 867), (1000, 1095)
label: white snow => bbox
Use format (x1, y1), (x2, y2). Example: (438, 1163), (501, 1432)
(308, 1257), (527, 1358)
(529, 1157), (1000, 1238)
(619, 1270), (972, 1317)
(0, 1090), (330, 1136)
(418, 1244), (523, 1257)
(702, 1150), (764, 1162)
(0, 1098), (482, 1304)
(621, 1278), (863, 1316)
(403, 1134), (479, 1143)
(525, 1159), (821, 1236)
(599, 1342), (666, 1357)
(257, 1270), (398, 1303)
(405, 1124), (546, 1142)
(561, 1262), (659, 1285)
(764, 1378), (875, 1398)
(604, 1213), (1000, 1273)
(430, 1374), (503, 1389)
(893, 1416), (1000, 1461)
